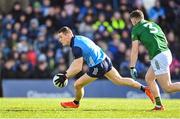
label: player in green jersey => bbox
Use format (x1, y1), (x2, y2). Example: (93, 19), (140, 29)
(129, 10), (180, 111)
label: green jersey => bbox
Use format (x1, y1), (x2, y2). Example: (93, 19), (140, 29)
(131, 20), (169, 59)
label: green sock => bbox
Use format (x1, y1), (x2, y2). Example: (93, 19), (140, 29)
(155, 97), (162, 106)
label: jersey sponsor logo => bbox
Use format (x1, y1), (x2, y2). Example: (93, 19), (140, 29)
(143, 22), (158, 34)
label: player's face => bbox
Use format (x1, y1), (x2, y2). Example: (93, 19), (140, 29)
(130, 18), (136, 26)
(58, 32), (69, 46)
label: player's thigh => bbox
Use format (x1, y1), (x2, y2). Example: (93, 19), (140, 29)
(156, 72), (172, 90)
(151, 50), (172, 76)
(145, 66), (156, 83)
(74, 73), (97, 88)
(104, 67), (122, 83)
(150, 50), (172, 89)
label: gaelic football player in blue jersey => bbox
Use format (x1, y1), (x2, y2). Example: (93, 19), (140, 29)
(55, 26), (154, 108)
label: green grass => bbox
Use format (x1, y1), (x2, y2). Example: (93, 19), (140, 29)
(0, 98), (180, 118)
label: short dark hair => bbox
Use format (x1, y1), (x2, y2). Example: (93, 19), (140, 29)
(130, 10), (144, 19)
(58, 26), (72, 34)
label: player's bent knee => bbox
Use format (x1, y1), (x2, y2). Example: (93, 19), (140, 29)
(145, 76), (148, 82)
(162, 85), (173, 93)
(74, 82), (83, 89)
(145, 78), (151, 84)
(145, 75), (152, 82)
(163, 88), (172, 93)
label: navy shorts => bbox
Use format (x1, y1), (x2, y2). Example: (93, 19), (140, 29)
(87, 57), (112, 78)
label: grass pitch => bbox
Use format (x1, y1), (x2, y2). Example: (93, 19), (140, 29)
(0, 98), (180, 118)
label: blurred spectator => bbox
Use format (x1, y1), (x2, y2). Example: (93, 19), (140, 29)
(2, 22), (13, 39)
(94, 1), (104, 14)
(174, 7), (180, 39)
(104, 4), (113, 19)
(41, 0), (51, 17)
(167, 31), (180, 59)
(78, 14), (95, 39)
(11, 2), (23, 21)
(170, 57), (180, 79)
(59, 1), (76, 29)
(17, 36), (29, 53)
(33, 32), (48, 55)
(114, 42), (126, 70)
(0, 40), (11, 59)
(46, 48), (55, 71)
(32, 54), (51, 79)
(16, 61), (32, 79)
(27, 45), (37, 66)
(1, 58), (16, 78)
(165, 0), (177, 29)
(148, 0), (165, 22)
(119, 49), (131, 77)
(93, 13), (113, 34)
(32, 1), (42, 20)
(59, 10), (74, 28)
(120, 29), (131, 47)
(19, 14), (28, 27)
(138, 45), (147, 63)
(111, 11), (125, 32)
(108, 32), (121, 69)
(122, 11), (132, 29)
(78, 0), (96, 21)
(96, 40), (108, 53)
(28, 18), (39, 40)
(52, 57), (67, 76)
(7, 32), (18, 49)
(24, 4), (34, 23)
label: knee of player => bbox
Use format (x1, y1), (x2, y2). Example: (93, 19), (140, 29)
(74, 82), (83, 89)
(145, 78), (151, 84)
(145, 75), (151, 82)
(162, 85), (173, 93)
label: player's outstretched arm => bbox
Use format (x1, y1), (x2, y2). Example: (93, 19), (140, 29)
(66, 57), (83, 79)
(130, 40), (139, 68)
(130, 40), (139, 79)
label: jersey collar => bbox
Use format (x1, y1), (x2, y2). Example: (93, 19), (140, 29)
(70, 36), (75, 47)
(134, 20), (145, 28)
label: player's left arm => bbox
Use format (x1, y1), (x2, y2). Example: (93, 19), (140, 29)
(66, 46), (83, 78)
(130, 40), (139, 68)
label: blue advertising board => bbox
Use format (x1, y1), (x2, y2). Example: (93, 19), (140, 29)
(2, 79), (180, 98)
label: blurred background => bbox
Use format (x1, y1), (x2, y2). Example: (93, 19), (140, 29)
(0, 0), (180, 98)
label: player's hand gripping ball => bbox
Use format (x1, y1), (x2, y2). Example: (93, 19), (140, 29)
(53, 73), (68, 88)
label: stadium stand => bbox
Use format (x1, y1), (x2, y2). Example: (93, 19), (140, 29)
(0, 0), (180, 80)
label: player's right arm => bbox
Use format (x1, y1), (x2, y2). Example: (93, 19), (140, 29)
(130, 40), (139, 68)
(129, 29), (139, 79)
(66, 46), (83, 79)
(66, 57), (83, 78)
(129, 40), (139, 79)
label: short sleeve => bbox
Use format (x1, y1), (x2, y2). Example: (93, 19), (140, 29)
(72, 46), (83, 59)
(131, 29), (139, 41)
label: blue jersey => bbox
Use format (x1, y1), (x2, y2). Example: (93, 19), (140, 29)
(70, 35), (106, 67)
